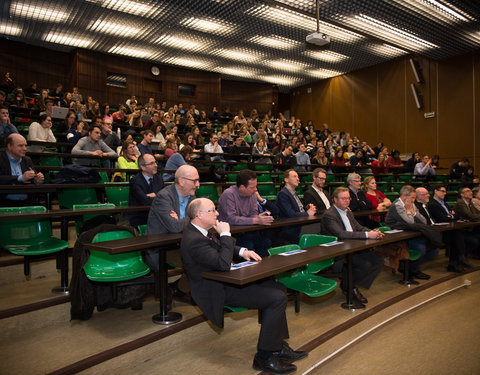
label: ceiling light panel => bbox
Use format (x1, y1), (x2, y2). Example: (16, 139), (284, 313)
(390, 0), (474, 23)
(262, 75), (300, 86)
(180, 17), (237, 36)
(248, 35), (301, 50)
(246, 5), (364, 43)
(212, 48), (262, 62)
(10, 2), (69, 22)
(308, 68), (343, 79)
(89, 20), (140, 37)
(108, 45), (154, 59)
(268, 59), (310, 72)
(344, 14), (438, 51)
(45, 32), (93, 48)
(214, 67), (258, 79)
(155, 35), (211, 52)
(0, 24), (22, 36)
(86, 0), (161, 17)
(367, 43), (408, 58)
(304, 50), (349, 63)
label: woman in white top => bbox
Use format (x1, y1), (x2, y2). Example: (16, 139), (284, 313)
(28, 114), (56, 151)
(152, 123), (166, 149)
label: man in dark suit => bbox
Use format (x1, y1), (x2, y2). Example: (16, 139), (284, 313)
(126, 154), (164, 227)
(454, 186), (480, 222)
(322, 187), (384, 308)
(181, 198), (307, 374)
(0, 133), (44, 206)
(303, 167), (331, 215)
(276, 169), (316, 244)
(347, 172), (376, 228)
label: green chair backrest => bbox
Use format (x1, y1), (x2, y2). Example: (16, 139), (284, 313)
(298, 234), (337, 274)
(98, 171), (110, 183)
(397, 174), (412, 183)
(232, 164), (248, 171)
(325, 174), (336, 183)
(301, 174), (313, 183)
(256, 184), (277, 198)
(73, 203), (116, 234)
(196, 184), (219, 203)
(39, 156), (62, 167)
(0, 206), (52, 246)
(226, 173), (237, 183)
(58, 188), (98, 209)
(84, 230), (150, 282)
(137, 224), (147, 236)
(105, 183), (130, 206)
(253, 164), (272, 172)
(256, 174), (273, 183)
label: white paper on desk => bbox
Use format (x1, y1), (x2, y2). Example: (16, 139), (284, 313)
(278, 249), (307, 256)
(384, 230), (403, 234)
(320, 241), (344, 247)
(432, 222), (449, 225)
(230, 261), (257, 270)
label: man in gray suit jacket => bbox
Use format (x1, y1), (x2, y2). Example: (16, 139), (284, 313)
(322, 187), (384, 308)
(147, 165), (199, 302)
(181, 198), (307, 374)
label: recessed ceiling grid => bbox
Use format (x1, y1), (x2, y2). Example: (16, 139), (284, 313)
(0, 0), (479, 91)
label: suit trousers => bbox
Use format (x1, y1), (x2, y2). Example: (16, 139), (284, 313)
(223, 279), (289, 352)
(334, 250), (384, 290)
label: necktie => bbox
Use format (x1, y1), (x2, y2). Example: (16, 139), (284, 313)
(148, 178), (153, 192)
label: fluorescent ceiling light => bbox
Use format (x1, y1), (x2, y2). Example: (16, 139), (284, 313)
(262, 76), (299, 86)
(304, 50), (349, 63)
(212, 49), (262, 62)
(308, 69), (343, 79)
(214, 67), (257, 78)
(249, 35), (300, 50)
(390, 0), (473, 23)
(163, 57), (211, 69)
(89, 20), (140, 37)
(345, 14), (438, 51)
(45, 33), (92, 48)
(246, 5), (364, 43)
(10, 3), (68, 22)
(86, 0), (158, 17)
(368, 43), (408, 58)
(180, 17), (236, 35)
(0, 24), (22, 36)
(268, 60), (309, 72)
(108, 45), (153, 58)
(156, 35), (208, 51)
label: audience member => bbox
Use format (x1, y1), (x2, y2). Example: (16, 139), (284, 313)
(276, 169), (316, 243)
(27, 114), (56, 151)
(100, 117), (122, 150)
(217, 169), (275, 257)
(181, 197), (307, 374)
(163, 146), (193, 182)
(0, 106), (18, 141)
(413, 154), (436, 180)
(0, 133), (44, 206)
(321, 187), (384, 308)
(273, 144), (296, 171)
(72, 125), (117, 166)
(303, 168), (331, 215)
(450, 158), (470, 180)
(126, 154), (164, 227)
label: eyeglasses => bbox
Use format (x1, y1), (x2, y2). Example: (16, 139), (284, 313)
(182, 177), (200, 183)
(314, 176), (326, 180)
(338, 197), (351, 201)
(145, 161), (157, 166)
(438, 189), (447, 193)
(199, 209), (217, 213)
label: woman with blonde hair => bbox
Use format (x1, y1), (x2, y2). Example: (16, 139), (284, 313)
(362, 176), (391, 223)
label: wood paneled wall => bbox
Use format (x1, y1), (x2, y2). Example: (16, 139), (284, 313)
(290, 50), (480, 170)
(221, 80), (278, 116)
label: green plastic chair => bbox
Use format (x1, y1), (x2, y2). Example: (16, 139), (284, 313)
(0, 206), (69, 276)
(105, 183), (130, 206)
(84, 230), (150, 282)
(226, 173), (237, 183)
(435, 174), (449, 182)
(397, 174), (413, 183)
(298, 234), (338, 274)
(73, 203), (116, 235)
(58, 188), (98, 209)
(196, 184), (219, 203)
(377, 226), (422, 285)
(224, 305), (247, 313)
(378, 175), (395, 183)
(268, 244), (338, 313)
(301, 174), (313, 183)
(257, 183), (277, 200)
(325, 174), (336, 183)
(295, 185), (304, 199)
(384, 192), (400, 200)
(98, 171), (110, 183)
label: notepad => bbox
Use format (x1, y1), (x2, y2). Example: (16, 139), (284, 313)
(230, 261), (257, 270)
(320, 241), (344, 246)
(384, 229), (403, 234)
(278, 249), (307, 256)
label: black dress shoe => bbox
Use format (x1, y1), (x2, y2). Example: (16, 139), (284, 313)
(273, 341), (308, 362)
(253, 355), (296, 374)
(413, 271), (431, 280)
(352, 287), (368, 304)
(446, 264), (465, 273)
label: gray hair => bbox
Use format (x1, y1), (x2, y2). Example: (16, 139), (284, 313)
(347, 173), (361, 184)
(399, 185), (415, 197)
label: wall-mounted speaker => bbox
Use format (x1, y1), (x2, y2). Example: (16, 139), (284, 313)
(409, 58), (424, 83)
(410, 83), (423, 110)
